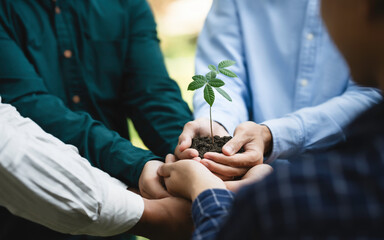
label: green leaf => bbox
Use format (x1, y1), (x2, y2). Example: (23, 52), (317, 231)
(188, 79), (206, 90)
(219, 68), (238, 78)
(208, 78), (225, 87)
(205, 71), (217, 80)
(215, 87), (232, 102)
(192, 75), (206, 82)
(218, 60), (236, 69)
(204, 84), (215, 106)
(208, 64), (217, 71)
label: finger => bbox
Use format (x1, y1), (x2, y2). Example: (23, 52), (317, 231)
(200, 159), (248, 178)
(225, 165), (273, 193)
(204, 151), (262, 168)
(165, 154), (177, 163)
(177, 121), (201, 152)
(242, 164), (273, 182)
(224, 179), (251, 193)
(213, 172), (234, 181)
(141, 181), (171, 199)
(157, 163), (172, 177)
(222, 132), (251, 156)
(175, 147), (199, 160)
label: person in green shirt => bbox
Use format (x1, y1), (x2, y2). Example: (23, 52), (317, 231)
(0, 0), (193, 239)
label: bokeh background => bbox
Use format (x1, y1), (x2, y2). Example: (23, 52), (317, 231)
(129, 0), (213, 149)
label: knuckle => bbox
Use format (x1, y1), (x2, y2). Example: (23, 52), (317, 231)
(185, 121), (197, 129)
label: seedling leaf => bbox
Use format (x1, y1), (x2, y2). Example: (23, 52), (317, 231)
(218, 60), (236, 69)
(205, 71), (217, 80)
(215, 87), (232, 102)
(192, 75), (206, 82)
(188, 79), (206, 90)
(219, 68), (238, 78)
(209, 78), (225, 87)
(208, 64), (217, 71)
(204, 84), (215, 106)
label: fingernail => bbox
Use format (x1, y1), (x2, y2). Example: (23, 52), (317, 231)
(224, 146), (233, 154)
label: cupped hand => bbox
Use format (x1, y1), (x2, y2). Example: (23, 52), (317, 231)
(174, 118), (229, 160)
(158, 158), (226, 201)
(225, 164), (273, 192)
(139, 160), (171, 199)
(201, 121), (272, 179)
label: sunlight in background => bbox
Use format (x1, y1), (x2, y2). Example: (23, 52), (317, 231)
(129, 0), (212, 150)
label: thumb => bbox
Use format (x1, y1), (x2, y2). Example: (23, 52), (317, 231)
(165, 154), (177, 163)
(178, 121), (199, 152)
(157, 163), (172, 178)
(222, 133), (248, 156)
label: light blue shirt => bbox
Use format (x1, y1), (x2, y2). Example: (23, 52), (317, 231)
(193, 0), (382, 163)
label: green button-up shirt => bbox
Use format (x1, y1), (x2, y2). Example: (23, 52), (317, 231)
(0, 0), (192, 187)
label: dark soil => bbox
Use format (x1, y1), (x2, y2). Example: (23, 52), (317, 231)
(191, 135), (245, 158)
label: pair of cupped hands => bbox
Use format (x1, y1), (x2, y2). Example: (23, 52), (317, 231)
(138, 118), (274, 202)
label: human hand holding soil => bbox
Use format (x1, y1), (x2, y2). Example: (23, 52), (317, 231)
(174, 118), (229, 160)
(201, 121), (272, 179)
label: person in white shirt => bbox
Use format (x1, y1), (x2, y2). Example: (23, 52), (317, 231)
(0, 98), (192, 240)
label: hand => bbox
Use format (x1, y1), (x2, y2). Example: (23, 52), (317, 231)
(139, 160), (171, 199)
(201, 122), (272, 179)
(129, 197), (193, 240)
(225, 164), (273, 192)
(174, 118), (229, 160)
(158, 158), (226, 201)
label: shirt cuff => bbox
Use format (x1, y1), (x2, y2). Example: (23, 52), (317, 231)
(261, 116), (304, 163)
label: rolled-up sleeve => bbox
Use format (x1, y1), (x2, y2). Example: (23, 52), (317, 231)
(0, 100), (144, 236)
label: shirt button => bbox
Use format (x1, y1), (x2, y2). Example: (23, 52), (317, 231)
(63, 50), (72, 58)
(306, 33), (314, 40)
(301, 79), (308, 87)
(72, 95), (81, 104)
(55, 6), (61, 14)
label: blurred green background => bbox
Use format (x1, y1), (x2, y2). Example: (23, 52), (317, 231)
(129, 0), (212, 150)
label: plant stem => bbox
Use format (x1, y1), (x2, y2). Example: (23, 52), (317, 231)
(210, 106), (214, 144)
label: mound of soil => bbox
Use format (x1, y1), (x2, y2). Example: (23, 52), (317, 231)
(191, 135), (244, 158)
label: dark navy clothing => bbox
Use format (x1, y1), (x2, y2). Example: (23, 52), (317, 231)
(192, 101), (384, 239)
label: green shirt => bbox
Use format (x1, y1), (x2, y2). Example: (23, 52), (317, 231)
(0, 0), (192, 187)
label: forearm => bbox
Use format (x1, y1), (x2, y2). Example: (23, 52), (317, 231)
(263, 85), (382, 162)
(192, 189), (235, 240)
(0, 103), (144, 236)
(4, 93), (159, 186)
(129, 197), (193, 240)
(123, 0), (192, 156)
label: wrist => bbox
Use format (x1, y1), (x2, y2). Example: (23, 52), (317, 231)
(191, 183), (226, 201)
(261, 125), (273, 155)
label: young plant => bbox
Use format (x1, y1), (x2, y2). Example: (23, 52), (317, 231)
(188, 60), (237, 144)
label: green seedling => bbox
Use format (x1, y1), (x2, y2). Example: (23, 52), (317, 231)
(188, 60), (237, 144)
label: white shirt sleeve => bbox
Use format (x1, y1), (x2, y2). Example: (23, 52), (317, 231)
(0, 99), (144, 236)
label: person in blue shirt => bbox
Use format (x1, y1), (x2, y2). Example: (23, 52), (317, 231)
(175, 0), (382, 179)
(159, 1), (384, 238)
